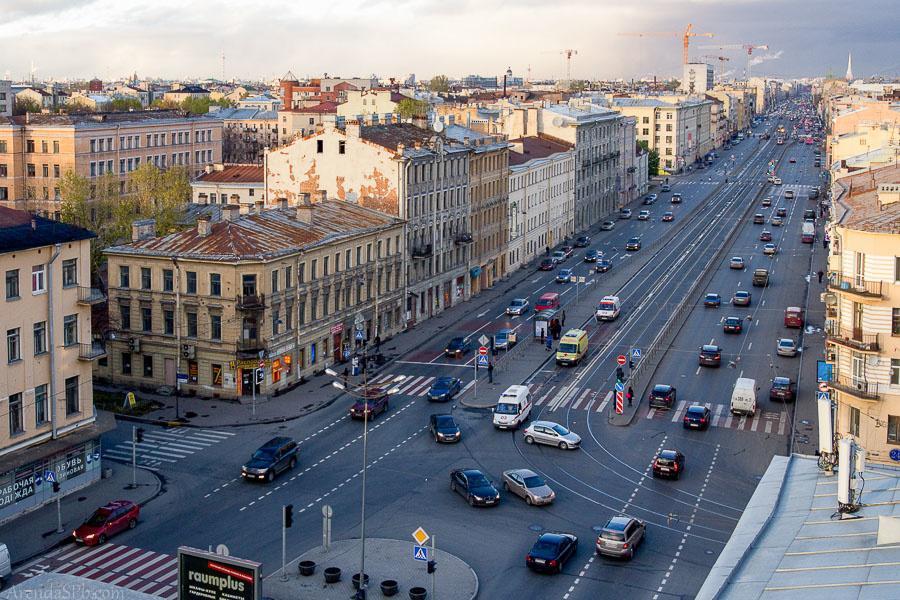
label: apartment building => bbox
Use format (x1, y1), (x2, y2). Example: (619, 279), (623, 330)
(102, 201), (404, 399)
(0, 207), (109, 524)
(825, 164), (900, 465)
(276, 102), (339, 145)
(211, 107), (278, 163)
(265, 119), (474, 324)
(162, 85), (210, 104)
(0, 110), (222, 215)
(508, 136), (575, 272)
(336, 89), (407, 118)
(0, 81), (11, 117)
(192, 164), (264, 208)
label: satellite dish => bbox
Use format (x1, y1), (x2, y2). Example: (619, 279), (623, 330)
(432, 119), (444, 133)
(551, 117), (564, 127)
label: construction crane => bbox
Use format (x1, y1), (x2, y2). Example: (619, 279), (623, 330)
(618, 23), (714, 65)
(698, 54), (731, 82)
(698, 43), (769, 79)
(541, 49), (578, 81)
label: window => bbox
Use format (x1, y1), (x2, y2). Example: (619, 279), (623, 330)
(33, 321), (47, 355)
(893, 308), (900, 336)
(183, 311), (197, 338)
(141, 307), (152, 332)
(896, 257), (900, 282)
(186, 271), (197, 294)
(209, 273), (221, 296)
(311, 259), (318, 279)
(285, 266), (292, 289)
(888, 415), (900, 445)
(141, 267), (151, 290)
(242, 274), (257, 296)
(323, 257), (329, 276)
(162, 269), (173, 292)
(210, 314), (222, 340)
(63, 314), (77, 346)
(35, 384), (48, 425)
(120, 303), (131, 330)
(26, 140), (35, 153)
(65, 375), (79, 415)
(272, 306), (280, 335)
(297, 301), (306, 326)
(5, 269), (19, 299)
(32, 265), (46, 294)
(7, 328), (20, 362)
(339, 140), (346, 154)
(119, 265), (130, 288)
(61, 258), (77, 287)
(849, 406), (860, 437)
(298, 263), (305, 284)
(271, 270), (279, 293)
(892, 359), (900, 386)
(53, 140), (59, 153)
(317, 139), (324, 153)
(8, 392), (23, 436)
(141, 354), (153, 378)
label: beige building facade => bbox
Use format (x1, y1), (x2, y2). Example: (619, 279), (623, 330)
(192, 164), (264, 208)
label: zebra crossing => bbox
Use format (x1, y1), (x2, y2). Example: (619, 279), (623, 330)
(647, 400), (788, 435)
(367, 373), (477, 398)
(102, 427), (235, 470)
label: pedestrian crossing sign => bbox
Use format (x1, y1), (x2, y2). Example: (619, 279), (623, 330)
(631, 348), (641, 359)
(355, 330), (365, 341)
(413, 545), (428, 561)
(477, 354), (489, 368)
(817, 391), (830, 402)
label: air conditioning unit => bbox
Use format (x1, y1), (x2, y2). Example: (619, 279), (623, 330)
(129, 338), (141, 353)
(182, 344), (195, 359)
(821, 292), (837, 305)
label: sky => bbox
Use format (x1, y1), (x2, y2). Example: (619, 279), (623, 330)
(1, 0), (897, 83)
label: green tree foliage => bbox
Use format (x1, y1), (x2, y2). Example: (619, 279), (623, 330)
(396, 98), (429, 119)
(637, 140), (661, 175)
(14, 97), (41, 115)
(155, 166), (192, 234)
(109, 97), (143, 112)
(428, 75), (450, 93)
(58, 170), (92, 228)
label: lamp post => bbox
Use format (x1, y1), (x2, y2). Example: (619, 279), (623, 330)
(502, 67), (512, 98)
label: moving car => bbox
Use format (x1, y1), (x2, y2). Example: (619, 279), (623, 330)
(777, 338), (798, 357)
(428, 376), (462, 402)
(759, 230), (773, 242)
(430, 414), (461, 443)
(660, 183), (671, 192)
(73, 500), (140, 546)
(619, 208), (632, 219)
(752, 268), (769, 287)
(506, 298), (530, 316)
(770, 377), (796, 402)
(785, 190), (795, 200)
(526, 533), (578, 574)
(561, 245), (575, 259)
(729, 256), (744, 269)
(595, 259), (612, 273)
(761, 197), (772, 207)
(648, 384), (677, 409)
(763, 243), (778, 255)
(494, 328), (517, 350)
(771, 216), (784, 227)
(652, 449), (685, 479)
(638, 210), (651, 221)
(600, 220), (616, 231)
(539, 257), (555, 271)
(596, 516), (645, 560)
(704, 293), (721, 307)
(523, 421), (581, 450)
(575, 235), (591, 247)
(242, 437), (299, 482)
(733, 290), (752, 306)
(683, 405), (711, 430)
(595, 295), (621, 320)
(661, 212), (674, 222)
(493, 385), (532, 430)
(644, 193), (658, 204)
(583, 249), (600, 263)
(753, 213), (765, 224)
(784, 306), (804, 328)
(502, 468), (555, 506)
(625, 237), (641, 251)
(723, 316), (744, 333)
(444, 336), (471, 357)
(698, 344), (722, 367)
(450, 469), (500, 507)
(789, 157), (796, 163)
(556, 329), (588, 366)
(551, 250), (567, 263)
(671, 193), (683, 204)
(730, 377), (757, 416)
(556, 268), (574, 283)
(773, 177), (783, 185)
(350, 389), (389, 419)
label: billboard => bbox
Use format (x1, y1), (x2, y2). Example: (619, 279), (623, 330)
(178, 547), (261, 600)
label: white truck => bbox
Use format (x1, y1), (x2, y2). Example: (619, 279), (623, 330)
(730, 377), (757, 416)
(595, 295), (621, 321)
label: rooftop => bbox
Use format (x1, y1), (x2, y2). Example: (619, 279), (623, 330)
(834, 163), (900, 233)
(206, 107), (276, 121)
(13, 109), (217, 127)
(545, 103), (620, 122)
(0, 206), (96, 253)
(509, 135), (573, 166)
(195, 164), (264, 184)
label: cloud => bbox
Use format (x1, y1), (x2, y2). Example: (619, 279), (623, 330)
(749, 50), (783, 67)
(0, 0), (97, 22)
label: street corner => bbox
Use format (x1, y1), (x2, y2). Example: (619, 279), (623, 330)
(266, 538), (478, 600)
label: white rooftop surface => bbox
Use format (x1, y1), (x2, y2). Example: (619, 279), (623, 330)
(1, 572), (161, 600)
(711, 455), (900, 600)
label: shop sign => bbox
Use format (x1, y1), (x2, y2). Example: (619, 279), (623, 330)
(56, 450), (86, 481)
(231, 359), (271, 369)
(330, 322), (344, 335)
(0, 470), (36, 508)
(178, 547), (261, 600)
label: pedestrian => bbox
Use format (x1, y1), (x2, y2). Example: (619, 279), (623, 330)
(545, 246), (550, 256)
(817, 270), (824, 284)
(374, 335), (381, 351)
(822, 237), (828, 249)
(545, 335), (552, 352)
(488, 361), (494, 384)
(561, 310), (566, 328)
(540, 328), (545, 345)
(343, 367), (349, 388)
(627, 386), (634, 407)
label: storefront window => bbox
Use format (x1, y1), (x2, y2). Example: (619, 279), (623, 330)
(188, 360), (198, 383)
(212, 364), (223, 387)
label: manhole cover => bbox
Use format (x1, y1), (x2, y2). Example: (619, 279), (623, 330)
(528, 524), (544, 532)
(705, 549), (715, 555)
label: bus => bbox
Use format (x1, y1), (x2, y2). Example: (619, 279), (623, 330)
(801, 220), (815, 243)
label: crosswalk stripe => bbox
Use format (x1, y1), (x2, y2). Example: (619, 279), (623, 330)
(139, 435), (207, 450)
(765, 421), (773, 434)
(127, 552), (170, 576)
(712, 404), (724, 427)
(778, 411), (787, 436)
(122, 441), (190, 456)
(140, 557), (177, 581)
(103, 448), (179, 463)
(535, 386), (556, 406)
(750, 413), (761, 432)
(132, 581), (162, 593)
(398, 375), (424, 394)
(646, 407), (656, 419)
(84, 544), (131, 567)
(738, 415), (747, 430)
(597, 391), (612, 412)
(100, 546), (146, 571)
(199, 428), (236, 437)
(408, 377), (436, 396)
(571, 389), (591, 410)
(670, 400), (687, 422)
(178, 431), (227, 443)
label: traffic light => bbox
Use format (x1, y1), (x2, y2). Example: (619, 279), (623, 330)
(135, 428), (144, 444)
(52, 481), (60, 493)
(615, 366), (625, 382)
(255, 368), (265, 384)
(284, 504), (293, 528)
(427, 560), (436, 574)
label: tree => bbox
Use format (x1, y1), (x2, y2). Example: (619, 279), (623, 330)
(155, 166), (192, 234)
(58, 170), (92, 229)
(109, 97), (142, 112)
(396, 98), (429, 119)
(638, 140), (661, 175)
(14, 97), (41, 115)
(128, 163), (161, 215)
(428, 75), (450, 93)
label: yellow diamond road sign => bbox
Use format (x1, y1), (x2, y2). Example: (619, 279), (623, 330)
(412, 527), (429, 545)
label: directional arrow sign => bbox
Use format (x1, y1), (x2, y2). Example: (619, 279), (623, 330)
(615, 381), (625, 393)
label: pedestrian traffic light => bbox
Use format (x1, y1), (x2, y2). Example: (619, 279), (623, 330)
(283, 504), (293, 528)
(616, 366), (625, 381)
(427, 560), (436, 574)
(256, 368), (265, 384)
(135, 428), (144, 444)
(52, 481), (60, 493)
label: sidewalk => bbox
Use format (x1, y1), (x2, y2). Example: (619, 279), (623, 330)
(2, 462), (161, 569)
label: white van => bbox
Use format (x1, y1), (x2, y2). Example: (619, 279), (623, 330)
(493, 385), (532, 430)
(595, 295), (621, 321)
(0, 542), (10, 587)
(730, 377), (757, 416)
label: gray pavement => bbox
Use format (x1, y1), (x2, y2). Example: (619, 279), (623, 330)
(265, 538), (477, 600)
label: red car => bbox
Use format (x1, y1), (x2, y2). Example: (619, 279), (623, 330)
(73, 500), (140, 545)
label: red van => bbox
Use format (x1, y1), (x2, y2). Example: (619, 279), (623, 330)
(784, 307), (804, 328)
(535, 292), (560, 312)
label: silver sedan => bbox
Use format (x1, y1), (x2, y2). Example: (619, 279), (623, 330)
(523, 421), (582, 450)
(501, 469), (556, 506)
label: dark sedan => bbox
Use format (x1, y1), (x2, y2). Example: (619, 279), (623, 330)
(760, 230), (773, 242)
(575, 235), (591, 248)
(698, 344), (721, 367)
(703, 293), (721, 308)
(444, 337), (471, 358)
(652, 449), (685, 479)
(770, 376), (796, 402)
(584, 249), (600, 263)
(539, 258), (555, 271)
(427, 377), (462, 402)
(595, 259), (612, 273)
(648, 384), (677, 409)
(450, 469), (500, 507)
(723, 316), (744, 333)
(430, 414), (461, 443)
(525, 532), (578, 574)
(683, 405), (711, 430)
(625, 237), (641, 251)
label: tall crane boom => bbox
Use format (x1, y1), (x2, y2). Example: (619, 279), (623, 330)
(618, 23), (714, 65)
(698, 43), (769, 79)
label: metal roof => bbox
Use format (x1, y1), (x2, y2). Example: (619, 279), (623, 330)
(0, 206), (96, 253)
(195, 164), (264, 184)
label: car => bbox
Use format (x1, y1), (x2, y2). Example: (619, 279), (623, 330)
(551, 250), (567, 263)
(661, 212), (674, 222)
(767, 175), (775, 183)
(350, 389), (389, 419)
(733, 290), (752, 306)
(770, 376), (796, 402)
(241, 437), (299, 482)
(619, 208), (632, 219)
(595, 259), (612, 273)
(763, 243), (778, 255)
(444, 336), (471, 358)
(789, 157), (796, 163)
(450, 468), (500, 507)
(661, 183), (671, 192)
(73, 500), (140, 546)
(698, 344), (722, 367)
(683, 405), (711, 430)
(561, 245), (575, 259)
(760, 230), (773, 242)
(671, 193), (683, 204)
(430, 414), (461, 443)
(762, 197), (772, 207)
(556, 268), (574, 283)
(637, 210), (651, 220)
(776, 207), (787, 217)
(652, 449), (685, 479)
(523, 420), (582, 450)
(625, 237), (641, 251)
(494, 328), (517, 350)
(704, 293), (721, 307)
(596, 516), (645, 560)
(584, 249), (600, 263)
(539, 258), (555, 271)
(526, 532), (578, 574)
(600, 220), (616, 231)
(784, 190), (795, 200)
(506, 298), (530, 316)
(777, 338), (798, 357)
(723, 316), (744, 334)
(729, 256), (744, 269)
(773, 177), (783, 185)
(643, 193), (657, 205)
(753, 213), (765, 224)
(427, 376), (462, 402)
(771, 216), (784, 227)
(648, 384), (677, 409)
(575, 235), (591, 248)
(502, 468), (555, 506)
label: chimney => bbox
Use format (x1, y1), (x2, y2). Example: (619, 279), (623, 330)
(204, 164), (213, 174)
(222, 204), (240, 222)
(318, 190), (327, 203)
(397, 143), (405, 154)
(214, 163), (225, 172)
(197, 215), (212, 237)
(296, 201), (314, 224)
(131, 218), (157, 242)
(346, 119), (361, 138)
(277, 198), (288, 210)
(255, 200), (265, 213)
(301, 192), (312, 204)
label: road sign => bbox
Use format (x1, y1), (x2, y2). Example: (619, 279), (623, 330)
(412, 527), (430, 545)
(44, 470), (57, 484)
(818, 381), (828, 393)
(614, 381), (624, 392)
(476, 354), (489, 368)
(615, 392), (624, 414)
(176, 373), (188, 383)
(478, 335), (489, 347)
(413, 546), (428, 561)
(816, 391), (830, 402)
(631, 348), (641, 359)
(616, 355), (627, 366)
(355, 330), (365, 341)
(258, 360), (265, 369)
(343, 348), (351, 360)
(478, 346), (488, 356)
(890, 448), (900, 462)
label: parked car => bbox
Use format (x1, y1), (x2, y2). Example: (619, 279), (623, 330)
(763, 243), (778, 255)
(759, 230), (773, 242)
(502, 468), (555, 506)
(450, 468), (500, 507)
(73, 500), (141, 546)
(600, 220), (616, 231)
(539, 258), (555, 271)
(556, 268), (574, 283)
(661, 212), (674, 222)
(595, 259), (612, 273)
(733, 290), (752, 306)
(625, 237), (641, 251)
(583, 249), (600, 263)
(506, 298), (530, 316)
(526, 533), (578, 574)
(444, 336), (472, 357)
(427, 376), (462, 402)
(703, 293), (721, 308)
(652, 449), (685, 479)
(753, 213), (765, 224)
(430, 414), (461, 443)
(769, 377), (796, 402)
(723, 316), (744, 333)
(683, 405), (711, 430)
(698, 345), (722, 367)
(349, 389), (389, 419)
(776, 338), (798, 357)
(575, 235), (591, 248)
(729, 256), (744, 269)
(638, 210), (651, 221)
(595, 516), (645, 560)
(619, 208), (632, 219)
(241, 437), (299, 482)
(523, 421), (581, 450)
(648, 384), (677, 409)
(494, 328), (517, 350)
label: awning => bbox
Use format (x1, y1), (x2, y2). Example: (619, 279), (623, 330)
(470, 266), (482, 278)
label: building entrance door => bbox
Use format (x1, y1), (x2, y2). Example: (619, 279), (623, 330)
(164, 358), (176, 387)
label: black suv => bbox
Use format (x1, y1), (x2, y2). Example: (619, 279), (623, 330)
(698, 345), (721, 367)
(242, 437), (298, 483)
(652, 449), (685, 479)
(648, 384), (677, 409)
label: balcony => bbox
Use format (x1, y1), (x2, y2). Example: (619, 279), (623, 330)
(454, 233), (473, 245)
(830, 373), (880, 401)
(77, 286), (106, 305)
(237, 337), (265, 352)
(236, 293), (266, 311)
(411, 244), (433, 259)
(78, 342), (107, 361)
(825, 322), (880, 353)
(828, 273), (883, 299)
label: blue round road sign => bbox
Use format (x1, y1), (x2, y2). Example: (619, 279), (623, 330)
(890, 448), (900, 462)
